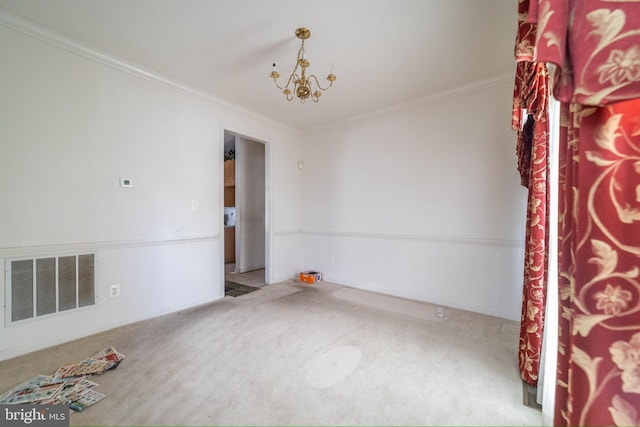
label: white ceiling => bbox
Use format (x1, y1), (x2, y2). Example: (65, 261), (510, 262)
(0, 0), (517, 132)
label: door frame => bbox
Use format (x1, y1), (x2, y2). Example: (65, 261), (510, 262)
(220, 127), (271, 289)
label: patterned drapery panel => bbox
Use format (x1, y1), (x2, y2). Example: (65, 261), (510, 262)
(556, 99), (640, 426)
(513, 1), (640, 425)
(529, 0), (640, 106)
(513, 1), (551, 386)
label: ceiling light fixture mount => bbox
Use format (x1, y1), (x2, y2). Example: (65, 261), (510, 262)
(270, 27), (336, 103)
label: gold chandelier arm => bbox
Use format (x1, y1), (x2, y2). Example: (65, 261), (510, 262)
(307, 74), (334, 91)
(284, 90), (294, 101)
(272, 65), (299, 90)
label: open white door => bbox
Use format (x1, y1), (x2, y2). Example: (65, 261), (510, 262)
(234, 136), (266, 273)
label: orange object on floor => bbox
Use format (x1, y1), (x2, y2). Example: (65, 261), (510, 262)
(299, 271), (322, 284)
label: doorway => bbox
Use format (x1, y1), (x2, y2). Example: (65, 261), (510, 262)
(223, 131), (268, 290)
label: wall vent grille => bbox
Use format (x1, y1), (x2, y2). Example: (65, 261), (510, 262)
(6, 254), (95, 324)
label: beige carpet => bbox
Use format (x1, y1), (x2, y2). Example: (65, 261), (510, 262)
(0, 281), (542, 426)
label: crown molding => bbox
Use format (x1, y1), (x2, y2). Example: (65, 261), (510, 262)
(305, 72), (513, 135)
(0, 8), (301, 136)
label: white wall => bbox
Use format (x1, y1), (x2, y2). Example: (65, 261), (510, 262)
(0, 17), (302, 360)
(300, 79), (528, 320)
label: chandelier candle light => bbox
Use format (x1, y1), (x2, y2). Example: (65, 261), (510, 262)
(270, 27), (336, 103)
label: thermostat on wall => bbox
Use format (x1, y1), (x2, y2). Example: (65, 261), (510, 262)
(120, 177), (133, 188)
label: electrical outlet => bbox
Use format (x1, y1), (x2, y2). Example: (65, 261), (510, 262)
(329, 256), (335, 264)
(109, 284), (121, 298)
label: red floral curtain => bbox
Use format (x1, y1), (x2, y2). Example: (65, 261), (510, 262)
(514, 1), (640, 425)
(556, 97), (640, 426)
(513, 1), (551, 387)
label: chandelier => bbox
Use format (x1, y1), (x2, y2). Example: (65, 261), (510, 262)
(270, 27), (336, 103)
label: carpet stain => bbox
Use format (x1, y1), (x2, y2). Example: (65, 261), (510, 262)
(332, 288), (445, 321)
(304, 345), (362, 388)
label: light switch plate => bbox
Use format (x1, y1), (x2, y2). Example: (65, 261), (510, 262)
(109, 284), (121, 298)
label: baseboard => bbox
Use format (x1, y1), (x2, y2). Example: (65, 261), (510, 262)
(0, 294), (224, 362)
(322, 275), (519, 322)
